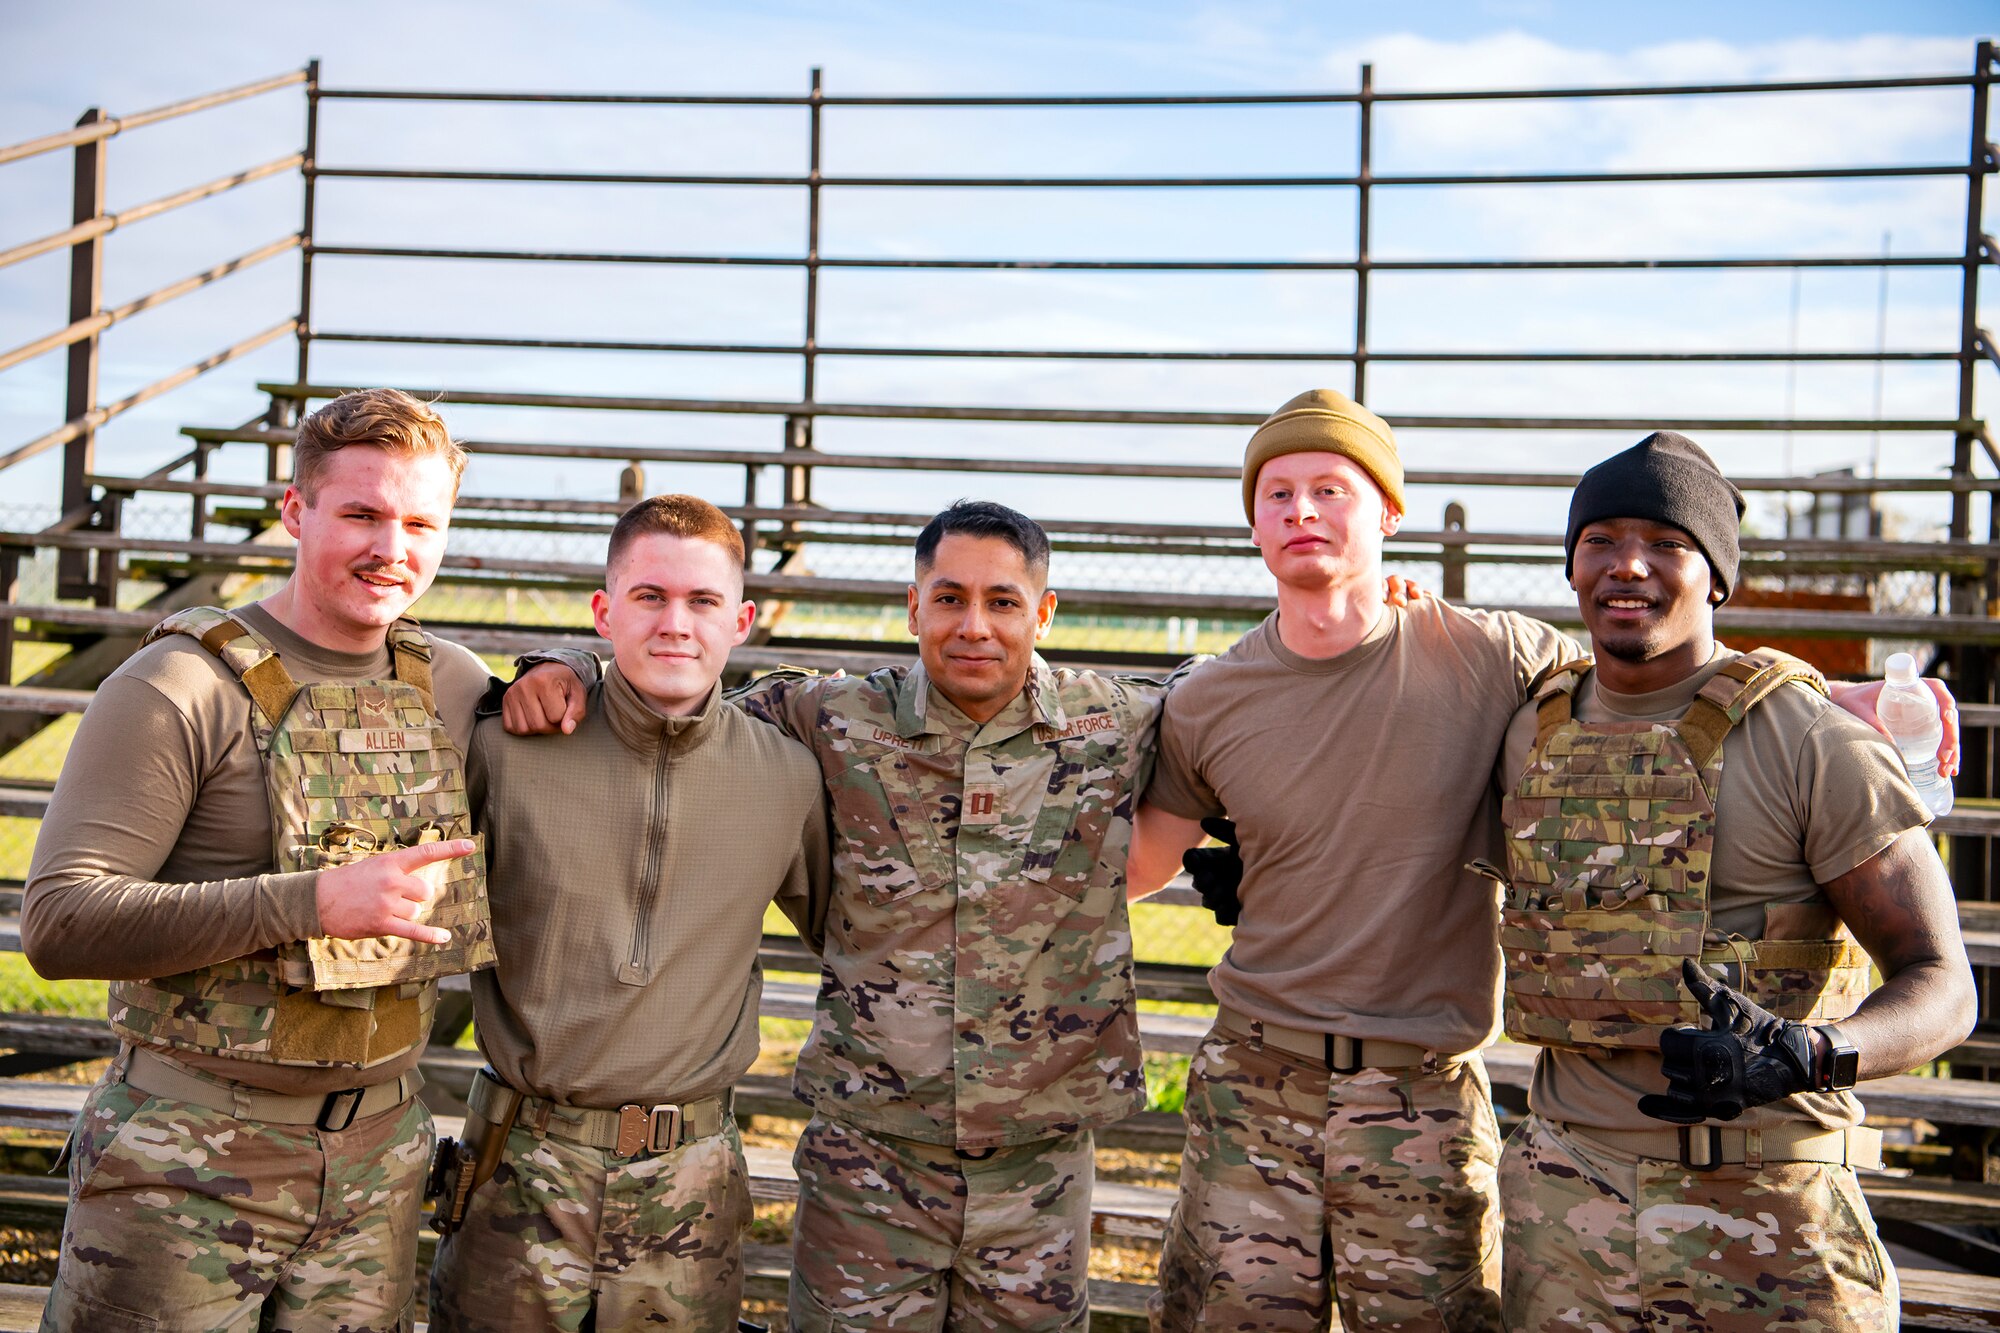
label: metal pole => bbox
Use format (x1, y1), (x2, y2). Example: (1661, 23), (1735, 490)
(741, 464), (761, 566)
(1947, 40), (1997, 1100)
(1949, 41), (1992, 557)
(1441, 500), (1467, 600)
(1353, 64), (1373, 404)
(796, 67), (823, 505)
(0, 549), (17, 685)
(804, 68), (824, 405)
(784, 414), (811, 507)
(58, 109), (106, 600)
(283, 58), (321, 483)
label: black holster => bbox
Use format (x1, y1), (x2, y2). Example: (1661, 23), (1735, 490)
(426, 1070), (522, 1237)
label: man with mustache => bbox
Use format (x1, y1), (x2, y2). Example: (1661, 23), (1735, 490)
(24, 389), (591, 1332)
(1493, 432), (1975, 1330)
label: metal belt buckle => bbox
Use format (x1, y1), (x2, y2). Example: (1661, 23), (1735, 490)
(1326, 1034), (1363, 1076)
(1678, 1124), (1724, 1173)
(318, 1087), (367, 1132)
(615, 1103), (683, 1156)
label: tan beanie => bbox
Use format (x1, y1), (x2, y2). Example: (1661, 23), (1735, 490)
(1241, 389), (1404, 521)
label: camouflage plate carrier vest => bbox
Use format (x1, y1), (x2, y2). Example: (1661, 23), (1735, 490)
(1491, 648), (1872, 1055)
(108, 608), (494, 1069)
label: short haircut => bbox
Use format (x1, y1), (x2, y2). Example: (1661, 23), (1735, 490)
(913, 499), (1051, 585)
(607, 493), (747, 581)
(293, 388), (468, 502)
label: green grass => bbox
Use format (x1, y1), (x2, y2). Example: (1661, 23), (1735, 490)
(0, 954), (104, 1018)
(1145, 1054), (1192, 1114)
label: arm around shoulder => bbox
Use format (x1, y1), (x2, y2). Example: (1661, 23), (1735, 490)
(731, 670), (825, 742)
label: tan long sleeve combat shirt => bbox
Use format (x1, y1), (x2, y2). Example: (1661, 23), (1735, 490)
(468, 665), (831, 1109)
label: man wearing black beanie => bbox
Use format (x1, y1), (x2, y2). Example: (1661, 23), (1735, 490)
(1493, 432), (1975, 1330)
(1564, 429), (1745, 601)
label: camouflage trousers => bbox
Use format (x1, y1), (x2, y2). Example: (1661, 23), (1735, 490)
(788, 1113), (1093, 1332)
(1500, 1114), (1897, 1332)
(1152, 1029), (1505, 1332)
(41, 1069), (431, 1333)
(428, 1118), (751, 1332)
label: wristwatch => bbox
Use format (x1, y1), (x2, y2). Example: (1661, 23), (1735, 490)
(1816, 1024), (1860, 1092)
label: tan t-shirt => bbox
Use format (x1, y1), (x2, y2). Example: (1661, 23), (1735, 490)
(1496, 646), (1931, 1132)
(23, 603), (494, 1095)
(1147, 601), (1580, 1051)
(468, 667), (831, 1109)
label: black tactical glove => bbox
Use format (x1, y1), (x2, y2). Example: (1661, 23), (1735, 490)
(1638, 959), (1820, 1124)
(1182, 816), (1243, 926)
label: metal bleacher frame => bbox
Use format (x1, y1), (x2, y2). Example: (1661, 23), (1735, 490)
(1, 44), (1999, 1326)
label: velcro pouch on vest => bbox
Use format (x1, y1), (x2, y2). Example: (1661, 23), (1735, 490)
(269, 983), (430, 1067)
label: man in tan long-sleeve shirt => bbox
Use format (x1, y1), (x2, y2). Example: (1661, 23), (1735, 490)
(25, 390), (587, 1333)
(428, 494), (830, 1333)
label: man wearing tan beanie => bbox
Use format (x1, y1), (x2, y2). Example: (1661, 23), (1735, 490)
(1128, 399), (1945, 1333)
(1128, 388), (1579, 1332)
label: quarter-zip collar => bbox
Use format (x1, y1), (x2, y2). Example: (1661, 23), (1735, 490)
(602, 663), (723, 756)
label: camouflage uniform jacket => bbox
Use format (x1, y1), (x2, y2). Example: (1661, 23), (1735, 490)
(737, 659), (1166, 1149)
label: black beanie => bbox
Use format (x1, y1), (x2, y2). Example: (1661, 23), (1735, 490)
(1564, 431), (1744, 602)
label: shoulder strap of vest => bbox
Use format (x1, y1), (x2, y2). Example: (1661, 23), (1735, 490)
(386, 618), (436, 713)
(1678, 647), (1829, 768)
(144, 606), (301, 727)
(1530, 657), (1593, 746)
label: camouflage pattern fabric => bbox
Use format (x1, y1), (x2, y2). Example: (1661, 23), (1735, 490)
(787, 1113), (1093, 1332)
(1152, 1029), (1504, 1332)
(734, 660), (1168, 1150)
(1497, 648), (1866, 1054)
(1500, 1114), (1896, 1331)
(40, 1072), (430, 1333)
(429, 1120), (750, 1332)
(114, 607), (491, 1071)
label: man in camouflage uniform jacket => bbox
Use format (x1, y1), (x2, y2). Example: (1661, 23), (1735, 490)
(730, 501), (1166, 1333)
(741, 649), (1159, 1331)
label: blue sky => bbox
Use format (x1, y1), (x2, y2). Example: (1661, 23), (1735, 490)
(0, 1), (1992, 590)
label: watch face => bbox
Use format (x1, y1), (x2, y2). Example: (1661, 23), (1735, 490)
(1829, 1046), (1861, 1091)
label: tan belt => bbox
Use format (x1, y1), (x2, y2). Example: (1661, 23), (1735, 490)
(1558, 1120), (1884, 1172)
(470, 1068), (729, 1157)
(1216, 1005), (1442, 1072)
(122, 1045), (422, 1131)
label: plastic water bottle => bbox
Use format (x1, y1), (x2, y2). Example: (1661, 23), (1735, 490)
(1879, 652), (1953, 817)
